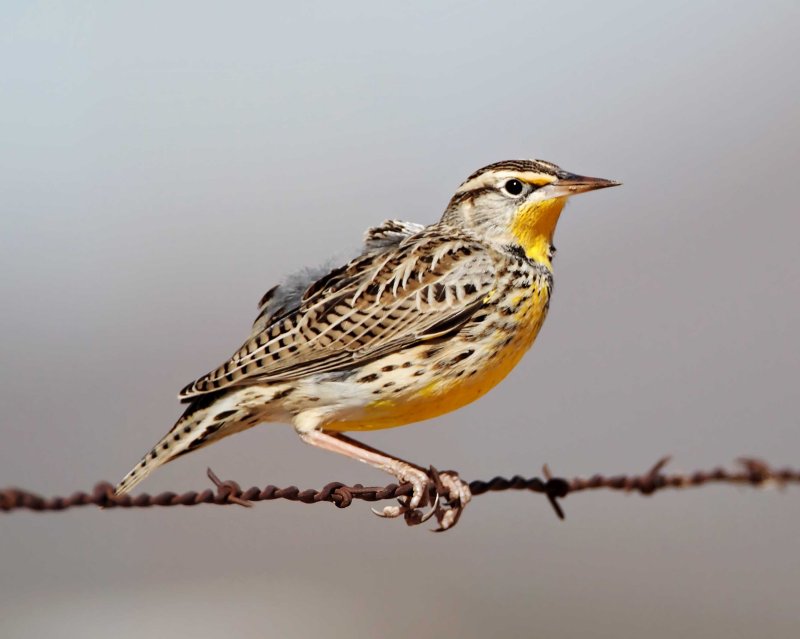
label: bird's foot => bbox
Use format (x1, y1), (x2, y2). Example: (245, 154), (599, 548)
(371, 462), (439, 524)
(432, 469), (471, 532)
(371, 464), (470, 531)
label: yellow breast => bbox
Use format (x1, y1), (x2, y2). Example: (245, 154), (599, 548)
(326, 284), (550, 432)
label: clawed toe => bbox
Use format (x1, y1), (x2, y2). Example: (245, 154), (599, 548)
(370, 465), (471, 531)
(370, 468), (439, 523)
(431, 469), (471, 532)
(372, 493), (439, 526)
(370, 493), (439, 522)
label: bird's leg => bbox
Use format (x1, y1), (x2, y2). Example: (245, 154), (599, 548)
(297, 430), (466, 526)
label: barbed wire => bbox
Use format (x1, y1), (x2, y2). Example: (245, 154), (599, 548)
(2, 457), (798, 521)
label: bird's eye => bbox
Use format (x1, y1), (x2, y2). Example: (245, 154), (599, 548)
(502, 179), (525, 197)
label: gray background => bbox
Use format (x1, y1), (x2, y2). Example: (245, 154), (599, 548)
(2, 1), (799, 637)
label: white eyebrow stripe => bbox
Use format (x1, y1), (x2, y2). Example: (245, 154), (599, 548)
(456, 170), (556, 194)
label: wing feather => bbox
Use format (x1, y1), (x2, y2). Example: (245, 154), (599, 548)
(179, 227), (497, 399)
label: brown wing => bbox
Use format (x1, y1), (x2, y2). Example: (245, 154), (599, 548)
(250, 219), (425, 336)
(179, 227), (497, 399)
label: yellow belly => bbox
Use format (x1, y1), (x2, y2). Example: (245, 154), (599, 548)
(325, 288), (549, 432)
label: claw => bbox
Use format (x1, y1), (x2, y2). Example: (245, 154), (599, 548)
(432, 470), (472, 532)
(371, 494), (409, 518)
(404, 490), (440, 525)
(371, 502), (405, 518)
(433, 507), (461, 532)
(371, 484), (441, 523)
(370, 466), (471, 531)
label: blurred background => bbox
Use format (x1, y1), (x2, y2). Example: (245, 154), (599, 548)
(1, 1), (798, 637)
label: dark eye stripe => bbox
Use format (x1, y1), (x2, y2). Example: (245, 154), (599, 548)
(447, 186), (493, 208)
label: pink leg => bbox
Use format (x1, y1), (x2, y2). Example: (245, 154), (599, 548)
(297, 430), (470, 529)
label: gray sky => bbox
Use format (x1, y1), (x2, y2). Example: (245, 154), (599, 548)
(2, 2), (799, 637)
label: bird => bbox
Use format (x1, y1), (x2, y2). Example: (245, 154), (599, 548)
(114, 159), (619, 530)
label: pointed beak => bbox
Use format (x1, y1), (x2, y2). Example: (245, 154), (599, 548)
(546, 172), (621, 198)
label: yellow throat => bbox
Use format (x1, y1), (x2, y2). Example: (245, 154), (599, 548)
(509, 197), (566, 266)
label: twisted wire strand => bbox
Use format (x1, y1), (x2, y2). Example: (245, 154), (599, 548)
(2, 457), (798, 519)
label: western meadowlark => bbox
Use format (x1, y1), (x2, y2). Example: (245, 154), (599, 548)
(115, 159), (619, 530)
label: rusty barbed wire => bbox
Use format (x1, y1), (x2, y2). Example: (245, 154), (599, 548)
(2, 457), (798, 520)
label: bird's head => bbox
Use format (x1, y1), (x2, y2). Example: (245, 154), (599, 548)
(441, 159), (620, 266)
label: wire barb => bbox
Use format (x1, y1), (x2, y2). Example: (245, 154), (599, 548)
(1, 457), (798, 516)
(207, 468), (252, 508)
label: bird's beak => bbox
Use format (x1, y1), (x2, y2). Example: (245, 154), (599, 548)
(544, 172), (621, 199)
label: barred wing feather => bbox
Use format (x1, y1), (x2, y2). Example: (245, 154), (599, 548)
(179, 229), (496, 399)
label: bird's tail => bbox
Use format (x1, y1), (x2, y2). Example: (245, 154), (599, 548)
(114, 390), (255, 496)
